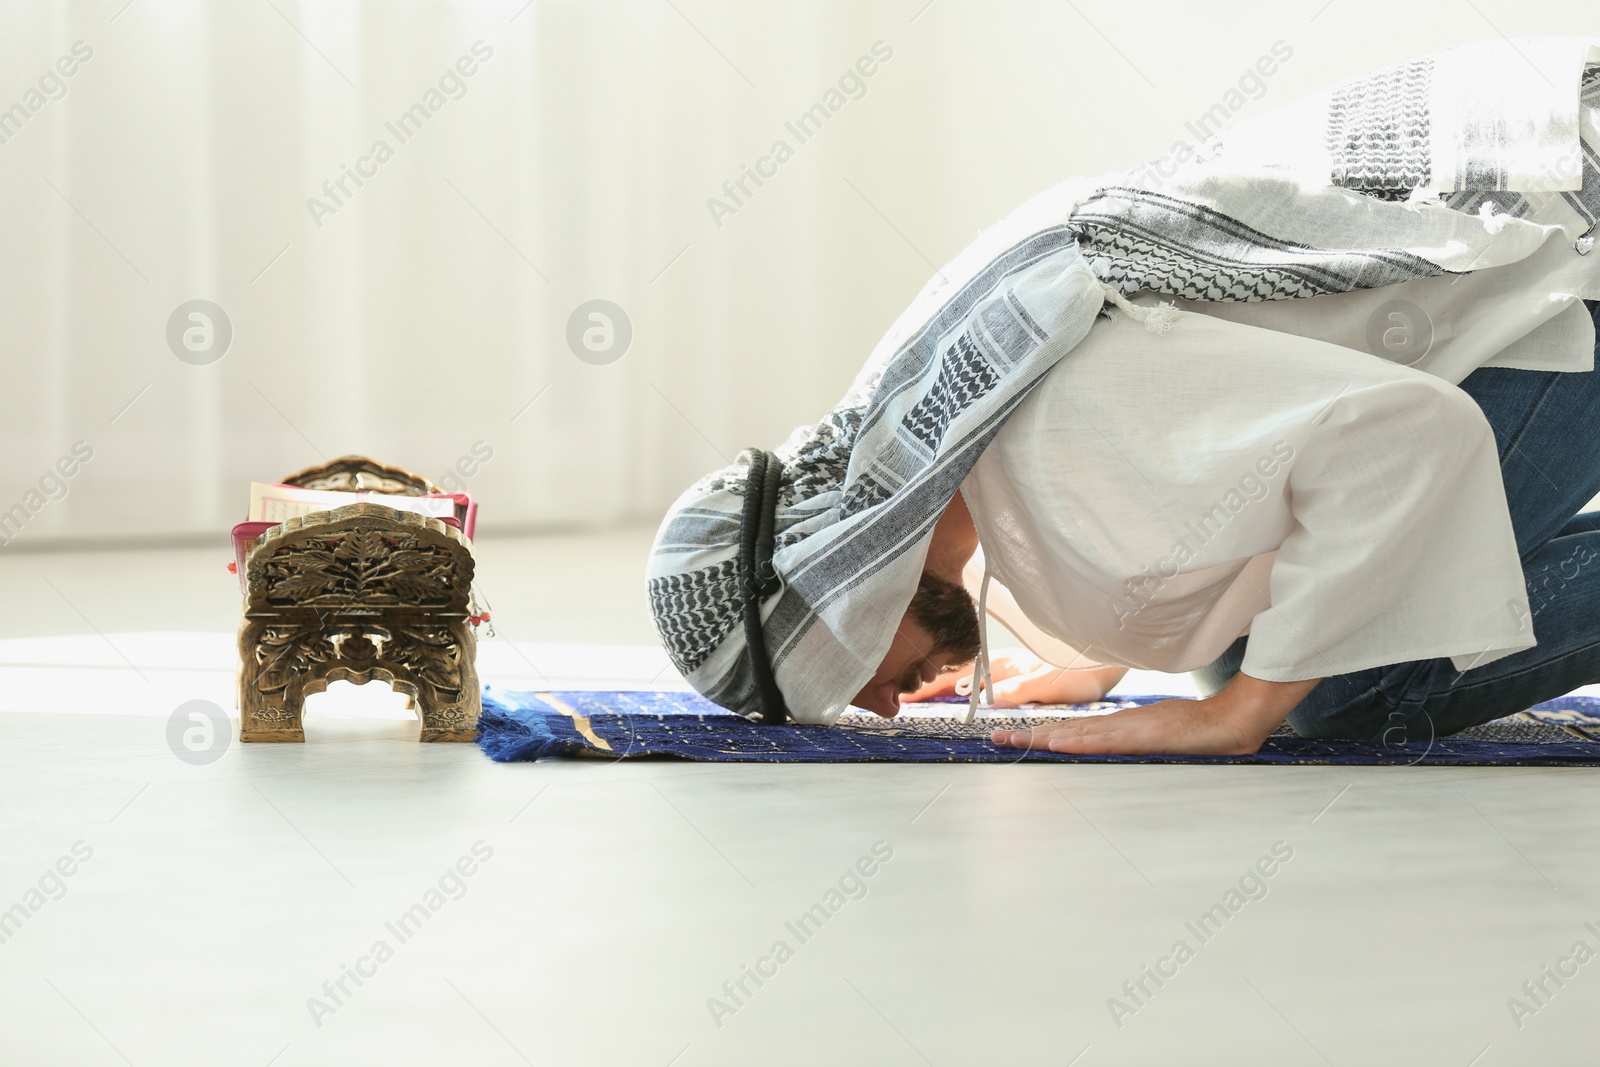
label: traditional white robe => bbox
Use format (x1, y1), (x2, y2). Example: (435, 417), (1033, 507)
(959, 294), (1588, 682)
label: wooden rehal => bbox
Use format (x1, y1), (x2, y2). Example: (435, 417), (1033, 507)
(237, 457), (480, 743)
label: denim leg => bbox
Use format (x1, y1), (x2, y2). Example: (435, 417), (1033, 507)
(1289, 530), (1600, 740)
(1558, 512), (1600, 538)
(1450, 308), (1600, 563)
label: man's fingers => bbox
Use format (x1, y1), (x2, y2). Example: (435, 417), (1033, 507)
(990, 716), (1117, 750)
(992, 724), (1081, 750)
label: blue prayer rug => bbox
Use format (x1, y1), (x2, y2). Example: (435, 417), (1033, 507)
(476, 688), (1600, 766)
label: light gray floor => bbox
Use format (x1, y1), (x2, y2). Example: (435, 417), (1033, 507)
(2, 531), (1598, 1065)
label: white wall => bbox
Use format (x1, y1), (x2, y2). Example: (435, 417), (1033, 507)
(0, 0), (1595, 543)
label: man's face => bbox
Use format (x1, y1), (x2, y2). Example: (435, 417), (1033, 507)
(850, 615), (965, 718)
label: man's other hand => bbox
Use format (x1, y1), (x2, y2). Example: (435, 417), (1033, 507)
(900, 648), (1127, 706)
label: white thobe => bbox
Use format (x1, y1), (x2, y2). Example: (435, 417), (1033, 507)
(958, 293), (1583, 682)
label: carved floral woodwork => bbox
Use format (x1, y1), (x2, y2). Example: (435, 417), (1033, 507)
(237, 485), (480, 743)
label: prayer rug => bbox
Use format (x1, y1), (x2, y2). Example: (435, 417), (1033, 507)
(476, 689), (1600, 766)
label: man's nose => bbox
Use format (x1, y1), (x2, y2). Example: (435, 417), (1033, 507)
(859, 684), (899, 718)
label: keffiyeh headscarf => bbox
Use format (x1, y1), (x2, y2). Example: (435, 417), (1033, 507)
(648, 36), (1600, 725)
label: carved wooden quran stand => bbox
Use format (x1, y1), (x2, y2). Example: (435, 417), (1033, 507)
(237, 457), (481, 743)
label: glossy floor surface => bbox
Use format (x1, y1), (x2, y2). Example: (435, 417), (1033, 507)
(2, 530), (1598, 1066)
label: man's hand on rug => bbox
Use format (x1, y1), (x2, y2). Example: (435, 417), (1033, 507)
(900, 649), (1127, 706)
(989, 672), (1322, 756)
(990, 696), (1264, 755)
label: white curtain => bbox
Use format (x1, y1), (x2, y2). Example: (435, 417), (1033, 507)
(0, 0), (1593, 543)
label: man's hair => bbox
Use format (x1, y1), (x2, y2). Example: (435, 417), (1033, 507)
(906, 571), (980, 665)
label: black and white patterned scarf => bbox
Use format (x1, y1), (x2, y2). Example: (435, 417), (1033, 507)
(648, 36), (1600, 724)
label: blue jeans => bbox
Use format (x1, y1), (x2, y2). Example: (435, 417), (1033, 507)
(1193, 300), (1600, 741)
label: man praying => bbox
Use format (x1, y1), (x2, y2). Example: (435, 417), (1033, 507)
(646, 37), (1600, 756)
